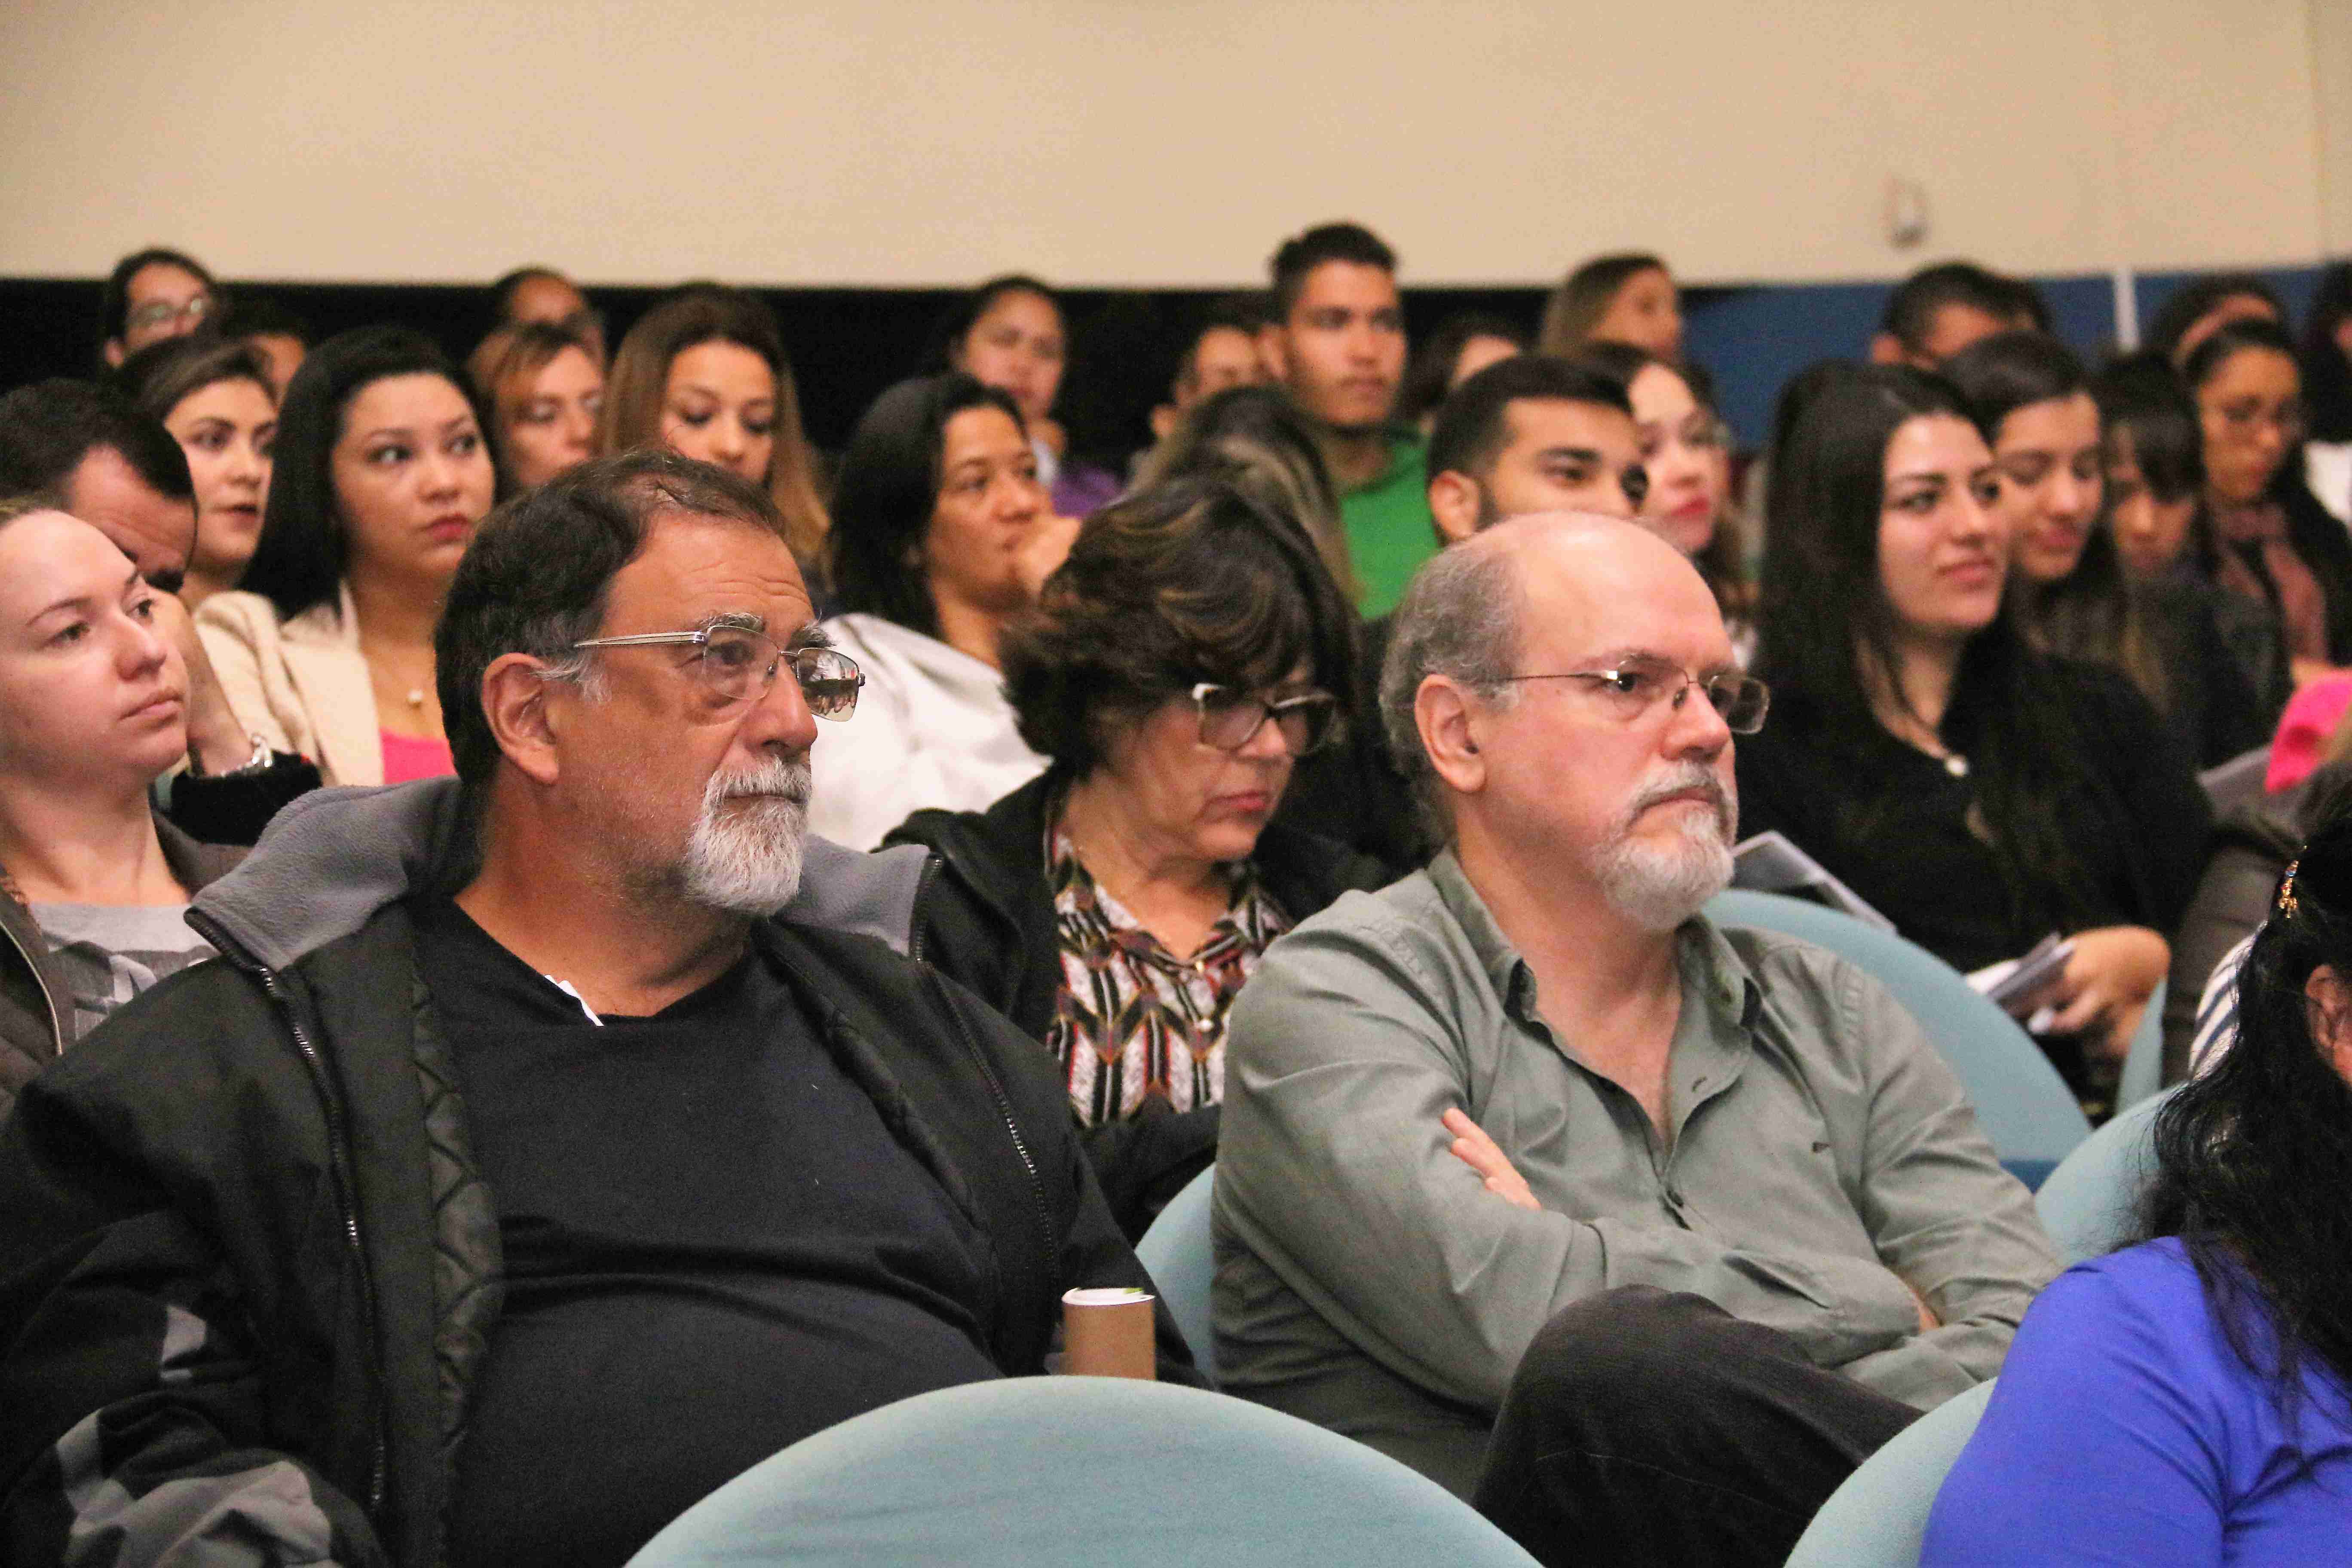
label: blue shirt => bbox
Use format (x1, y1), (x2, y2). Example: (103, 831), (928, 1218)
(1923, 1237), (2352, 1565)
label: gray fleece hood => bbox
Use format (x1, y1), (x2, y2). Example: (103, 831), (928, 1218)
(190, 778), (930, 974)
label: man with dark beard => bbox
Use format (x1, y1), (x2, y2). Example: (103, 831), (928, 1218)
(0, 451), (1194, 1568)
(1213, 514), (2057, 1568)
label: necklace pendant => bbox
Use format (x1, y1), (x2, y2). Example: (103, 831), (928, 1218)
(405, 688), (426, 708)
(1944, 753), (1969, 778)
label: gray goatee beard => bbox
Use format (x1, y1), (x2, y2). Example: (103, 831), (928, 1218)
(678, 755), (812, 916)
(1590, 761), (1737, 933)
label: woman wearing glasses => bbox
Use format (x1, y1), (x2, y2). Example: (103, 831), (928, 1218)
(2183, 318), (2352, 695)
(888, 478), (1385, 1237)
(1737, 365), (2210, 1112)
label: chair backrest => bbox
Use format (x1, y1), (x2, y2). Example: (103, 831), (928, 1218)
(1135, 1164), (1219, 1385)
(1707, 891), (2091, 1176)
(1782, 1380), (1997, 1568)
(625, 1375), (1541, 1568)
(2115, 979), (2168, 1112)
(2035, 1086), (2175, 1266)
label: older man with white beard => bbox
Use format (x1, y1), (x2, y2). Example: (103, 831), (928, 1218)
(1212, 514), (2057, 1568)
(0, 452), (1194, 1568)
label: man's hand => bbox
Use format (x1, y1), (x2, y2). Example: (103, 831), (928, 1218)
(1015, 512), (1082, 600)
(154, 594), (252, 774)
(1442, 1107), (1540, 1212)
(1903, 1278), (1940, 1334)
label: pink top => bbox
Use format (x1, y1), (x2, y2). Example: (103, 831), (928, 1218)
(379, 730), (456, 784)
(2265, 673), (2352, 793)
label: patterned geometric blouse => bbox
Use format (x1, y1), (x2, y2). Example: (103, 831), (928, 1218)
(1043, 824), (1293, 1129)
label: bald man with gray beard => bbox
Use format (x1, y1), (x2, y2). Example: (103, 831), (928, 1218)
(1213, 514), (2057, 1568)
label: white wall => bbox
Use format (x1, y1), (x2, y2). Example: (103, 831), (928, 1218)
(0, 0), (2334, 288)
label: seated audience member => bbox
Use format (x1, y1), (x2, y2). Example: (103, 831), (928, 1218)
(199, 327), (495, 787)
(0, 451), (1192, 1568)
(810, 374), (1057, 848)
(1133, 382), (1357, 600)
(1214, 513), (2058, 1563)
(0, 379), (315, 843)
(1738, 366), (2209, 1109)
(1396, 312), (1527, 432)
(889, 478), (1385, 1237)
(98, 246), (217, 369)
(1536, 252), (1683, 361)
(1944, 331), (2267, 766)
(2096, 352), (2209, 583)
(468, 320), (604, 493)
(599, 285), (828, 566)
(2186, 318), (2352, 694)
(1924, 812), (2352, 1564)
(221, 292), (313, 395)
(1270, 356), (1648, 875)
(1868, 260), (2046, 369)
(2298, 260), (2352, 522)
(1258, 222), (1421, 615)
(937, 273), (1120, 518)
(2146, 271), (2285, 366)
(1146, 294), (1270, 443)
(1425, 355), (1645, 542)
(117, 335), (279, 608)
(1573, 340), (1753, 653)
(488, 263), (606, 363)
(0, 502), (242, 1119)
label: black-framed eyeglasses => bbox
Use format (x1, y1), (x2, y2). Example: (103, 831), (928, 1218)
(1503, 655), (1768, 734)
(569, 624), (864, 719)
(1191, 682), (1340, 756)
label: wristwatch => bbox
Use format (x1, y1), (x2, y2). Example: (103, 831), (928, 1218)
(186, 732), (275, 779)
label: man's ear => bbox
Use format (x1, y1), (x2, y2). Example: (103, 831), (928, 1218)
(1257, 324), (1290, 385)
(2306, 964), (2352, 1082)
(478, 652), (564, 787)
(1149, 402), (1178, 443)
(1415, 675), (1488, 800)
(1866, 332), (1908, 367)
(1428, 471), (1483, 545)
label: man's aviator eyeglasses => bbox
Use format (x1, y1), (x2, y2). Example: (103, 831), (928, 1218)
(1192, 682), (1341, 756)
(570, 626), (865, 718)
(1503, 656), (1769, 734)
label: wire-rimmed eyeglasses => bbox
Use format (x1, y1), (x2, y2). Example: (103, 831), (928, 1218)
(1502, 655), (1768, 734)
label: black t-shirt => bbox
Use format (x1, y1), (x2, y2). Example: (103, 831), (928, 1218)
(413, 898), (1002, 1568)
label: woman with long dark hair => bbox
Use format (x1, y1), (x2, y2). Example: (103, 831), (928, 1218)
(1536, 252), (1681, 361)
(2185, 317), (2352, 695)
(933, 274), (1120, 518)
(1737, 365), (2210, 1107)
(197, 327), (495, 786)
(1923, 801), (2352, 1561)
(810, 372), (1063, 848)
(1942, 331), (2266, 766)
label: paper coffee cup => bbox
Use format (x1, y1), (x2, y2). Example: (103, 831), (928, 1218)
(1060, 1286), (1157, 1380)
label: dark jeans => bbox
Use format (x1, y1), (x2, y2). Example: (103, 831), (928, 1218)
(1473, 1286), (1922, 1568)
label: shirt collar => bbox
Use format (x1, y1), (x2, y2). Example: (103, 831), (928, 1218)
(1424, 848), (1763, 1033)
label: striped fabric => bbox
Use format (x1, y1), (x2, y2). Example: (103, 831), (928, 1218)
(1043, 825), (1291, 1129)
(2189, 931), (2255, 1078)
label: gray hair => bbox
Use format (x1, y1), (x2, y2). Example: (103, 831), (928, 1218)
(1380, 542), (1524, 844)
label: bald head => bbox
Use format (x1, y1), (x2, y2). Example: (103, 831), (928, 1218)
(1384, 509), (1736, 845)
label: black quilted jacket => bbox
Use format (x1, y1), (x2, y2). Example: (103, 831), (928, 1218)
(0, 784), (1195, 1568)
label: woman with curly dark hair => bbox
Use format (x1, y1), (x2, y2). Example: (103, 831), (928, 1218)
(887, 476), (1386, 1236)
(1924, 801), (2352, 1562)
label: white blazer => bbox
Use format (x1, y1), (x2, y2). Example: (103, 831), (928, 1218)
(196, 583), (385, 787)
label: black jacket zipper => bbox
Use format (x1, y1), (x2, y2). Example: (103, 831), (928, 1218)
(907, 852), (944, 964)
(923, 968), (1059, 1292)
(186, 910), (391, 1519)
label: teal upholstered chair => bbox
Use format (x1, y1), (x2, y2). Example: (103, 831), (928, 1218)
(2035, 1086), (2176, 1266)
(1135, 1163), (1219, 1385)
(625, 1376), (1540, 1568)
(1706, 891), (2090, 1187)
(1782, 1380), (1998, 1568)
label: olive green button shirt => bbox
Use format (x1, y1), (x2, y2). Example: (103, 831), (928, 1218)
(1211, 851), (2059, 1498)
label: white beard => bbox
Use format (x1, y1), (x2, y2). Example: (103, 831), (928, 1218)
(678, 755), (812, 916)
(1590, 763), (1736, 933)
